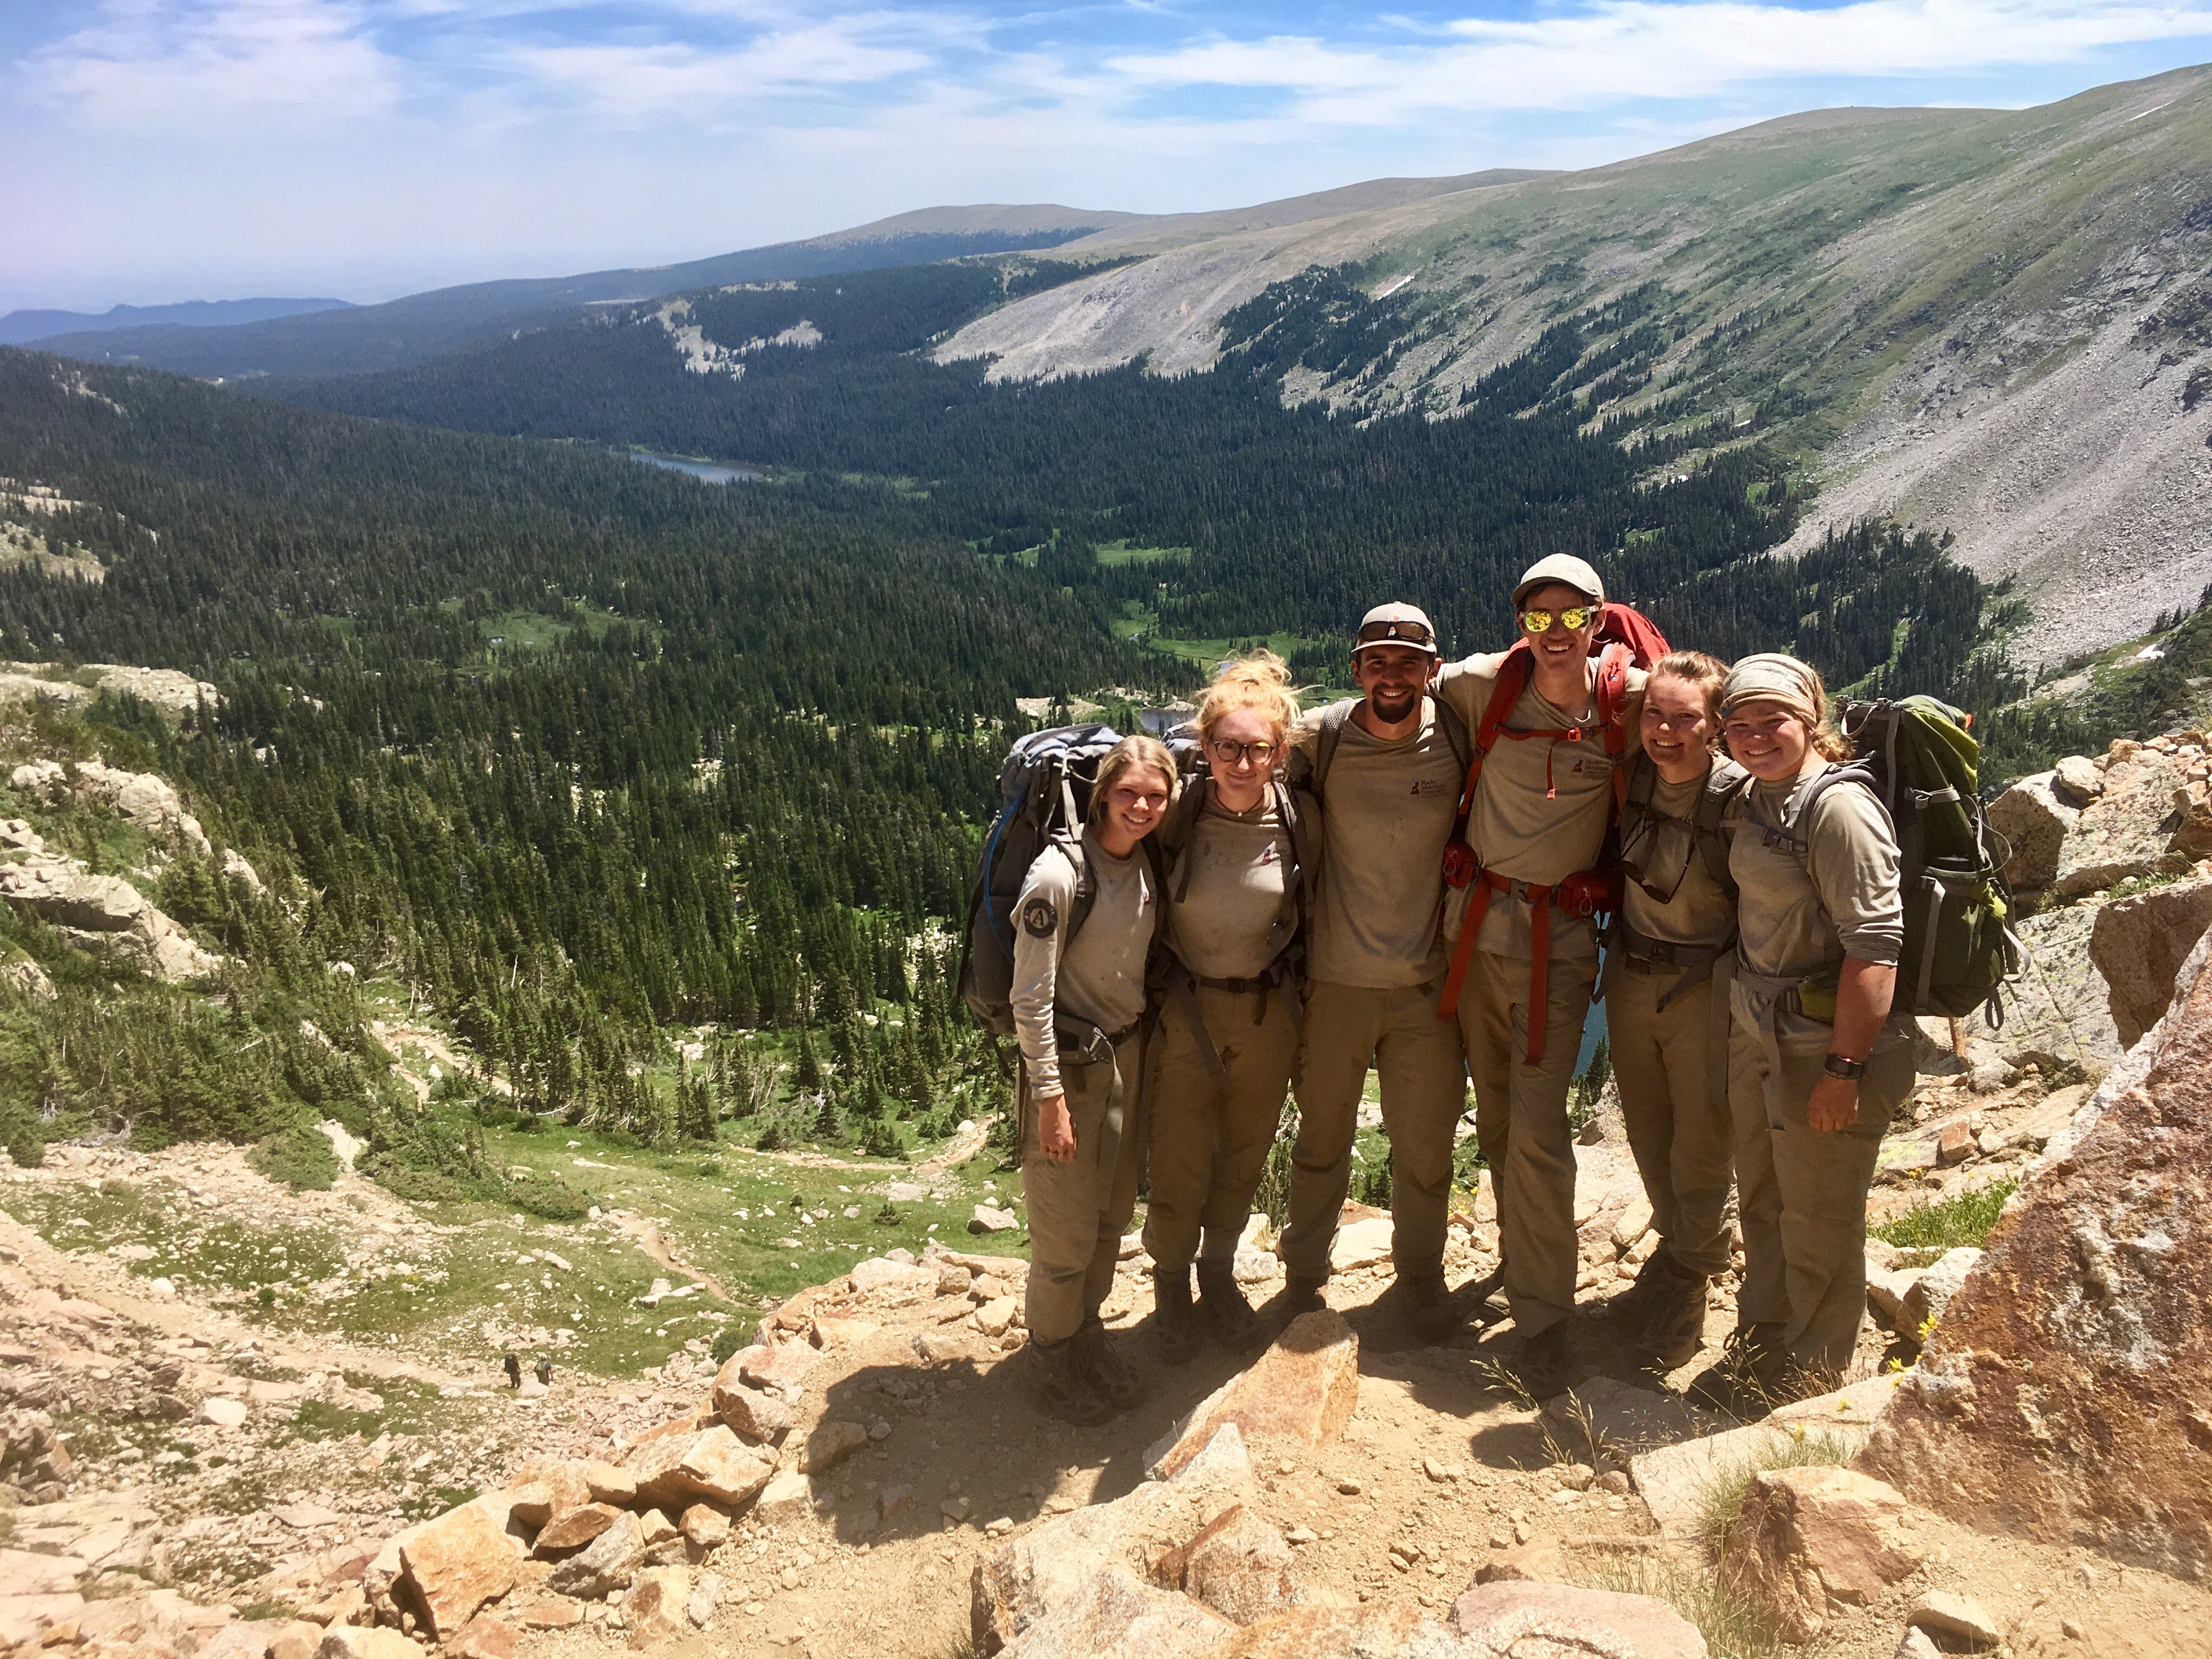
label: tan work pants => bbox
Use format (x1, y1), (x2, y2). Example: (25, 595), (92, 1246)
(1143, 984), (1299, 1271)
(1279, 981), (1467, 1284)
(1458, 949), (1598, 1338)
(1609, 962), (1736, 1277)
(1020, 1030), (1146, 1345)
(1729, 1022), (1914, 1376)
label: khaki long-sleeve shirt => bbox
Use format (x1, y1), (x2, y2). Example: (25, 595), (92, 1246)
(1009, 831), (1158, 1096)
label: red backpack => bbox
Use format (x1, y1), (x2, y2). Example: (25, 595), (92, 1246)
(1435, 602), (1671, 1060)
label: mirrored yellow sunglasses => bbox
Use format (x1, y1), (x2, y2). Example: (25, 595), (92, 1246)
(1520, 606), (1592, 634)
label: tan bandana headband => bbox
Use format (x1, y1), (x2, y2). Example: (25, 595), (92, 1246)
(1720, 653), (1824, 727)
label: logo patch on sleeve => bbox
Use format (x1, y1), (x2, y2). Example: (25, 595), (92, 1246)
(1022, 898), (1059, 938)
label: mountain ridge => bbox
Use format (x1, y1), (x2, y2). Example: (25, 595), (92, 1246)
(0, 297), (356, 346)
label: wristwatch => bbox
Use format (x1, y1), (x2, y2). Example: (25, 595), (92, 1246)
(1822, 1052), (1867, 1080)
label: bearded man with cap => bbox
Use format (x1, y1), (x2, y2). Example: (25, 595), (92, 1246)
(1276, 602), (1474, 1342)
(1434, 554), (1645, 1391)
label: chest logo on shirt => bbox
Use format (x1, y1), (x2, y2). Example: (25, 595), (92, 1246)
(1022, 898), (1058, 938)
(1409, 778), (1451, 798)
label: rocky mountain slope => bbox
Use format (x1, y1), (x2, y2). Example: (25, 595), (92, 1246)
(937, 66), (2212, 663)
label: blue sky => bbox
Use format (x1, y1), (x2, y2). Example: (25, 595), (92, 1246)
(4, 1), (2211, 313)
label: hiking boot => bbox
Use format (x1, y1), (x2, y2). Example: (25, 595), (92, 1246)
(1273, 1273), (1327, 1325)
(1401, 1271), (1462, 1346)
(1685, 1321), (1786, 1417)
(1076, 1314), (1149, 1412)
(1152, 1264), (1203, 1365)
(1607, 1250), (1673, 1324)
(1637, 1261), (1712, 1372)
(1029, 1334), (1113, 1426)
(1512, 1321), (1573, 1400)
(1197, 1260), (1264, 1349)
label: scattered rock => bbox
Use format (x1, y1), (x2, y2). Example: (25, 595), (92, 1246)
(710, 1362), (793, 1442)
(1327, 1216), (1395, 1273)
(1449, 1580), (1708, 1658)
(2053, 754), (2105, 806)
(684, 1571), (721, 1630)
(314, 1629), (421, 1659)
(1909, 1590), (2002, 1648)
(448, 1615), (516, 1659)
(735, 1338), (819, 1395)
(1988, 771), (2079, 890)
(534, 1503), (622, 1555)
(969, 1205), (1020, 1234)
(1936, 1121), (1974, 1164)
(1145, 1312), (1359, 1481)
(975, 1296), (1019, 1338)
(1893, 1628), (1944, 1659)
(797, 1419), (869, 1474)
(1898, 1247), (1983, 1339)
(1150, 1503), (1301, 1625)
(622, 1566), (692, 1649)
(754, 1469), (817, 1526)
(1720, 1467), (1923, 1643)
(808, 1316), (879, 1350)
(545, 1513), (646, 1599)
(197, 1397), (247, 1427)
(992, 1566), (1231, 1659)
(849, 1257), (941, 1302)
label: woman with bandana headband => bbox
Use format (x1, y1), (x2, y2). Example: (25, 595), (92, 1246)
(1691, 653), (1914, 1409)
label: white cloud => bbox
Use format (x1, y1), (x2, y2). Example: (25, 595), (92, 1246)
(512, 22), (935, 119)
(1107, 1), (2212, 117)
(30, 0), (403, 126)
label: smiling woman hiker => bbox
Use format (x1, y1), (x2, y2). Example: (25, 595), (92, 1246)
(1604, 651), (1745, 1375)
(1144, 652), (1317, 1364)
(1692, 653), (1914, 1410)
(1010, 734), (1176, 1425)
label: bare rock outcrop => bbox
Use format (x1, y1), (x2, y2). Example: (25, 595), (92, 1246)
(1859, 923), (2212, 1581)
(1144, 1310), (1359, 1480)
(0, 852), (221, 980)
(9, 758), (211, 854)
(1719, 1467), (1922, 1643)
(2087, 874), (2212, 1046)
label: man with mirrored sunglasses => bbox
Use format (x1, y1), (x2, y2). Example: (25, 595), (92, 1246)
(1276, 602), (1474, 1342)
(1435, 554), (1647, 1392)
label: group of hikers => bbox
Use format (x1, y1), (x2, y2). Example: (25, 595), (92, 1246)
(997, 553), (1921, 1427)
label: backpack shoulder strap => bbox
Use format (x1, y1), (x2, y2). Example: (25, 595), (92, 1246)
(1052, 831), (1098, 947)
(1455, 647), (1532, 821)
(1595, 644), (1633, 820)
(1308, 699), (1357, 798)
(1694, 760), (1742, 893)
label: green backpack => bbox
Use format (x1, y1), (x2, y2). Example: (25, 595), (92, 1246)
(1758, 696), (2022, 1024)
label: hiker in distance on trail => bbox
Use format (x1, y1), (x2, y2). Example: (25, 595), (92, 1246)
(1694, 653), (1916, 1411)
(1143, 652), (1317, 1364)
(1276, 602), (1473, 1345)
(1007, 734), (1176, 1425)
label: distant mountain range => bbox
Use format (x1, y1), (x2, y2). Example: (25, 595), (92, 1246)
(19, 206), (1154, 380)
(0, 297), (354, 346)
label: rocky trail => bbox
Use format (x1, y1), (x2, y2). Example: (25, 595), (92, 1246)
(9, 731), (2212, 1659)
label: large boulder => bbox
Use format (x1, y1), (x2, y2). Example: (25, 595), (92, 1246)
(396, 1503), (520, 1639)
(973, 1429), (1258, 1654)
(1858, 928), (2212, 1582)
(545, 1512), (646, 1598)
(709, 1359), (792, 1442)
(624, 1424), (775, 1512)
(1961, 900), (2121, 1070)
(1144, 1312), (1359, 1481)
(1448, 1581), (1707, 1658)
(2087, 876), (2212, 1047)
(1151, 1504), (1300, 1626)
(998, 1567), (1231, 1659)
(1986, 770), (2077, 891)
(2052, 747), (2192, 898)
(0, 853), (221, 981)
(1719, 1467), (1922, 1643)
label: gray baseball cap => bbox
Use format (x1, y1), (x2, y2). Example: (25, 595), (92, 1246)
(1511, 554), (1607, 610)
(1352, 602), (1440, 657)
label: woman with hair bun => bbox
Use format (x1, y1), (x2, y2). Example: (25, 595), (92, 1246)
(1694, 653), (1914, 1408)
(1606, 650), (1745, 1374)
(1144, 651), (1318, 1363)
(1011, 733), (1174, 1424)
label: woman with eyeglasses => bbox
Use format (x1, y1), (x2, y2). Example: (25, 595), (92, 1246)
(1691, 653), (1913, 1409)
(1604, 650), (1744, 1375)
(1143, 651), (1317, 1363)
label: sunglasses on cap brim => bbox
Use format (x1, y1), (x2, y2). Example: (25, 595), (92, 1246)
(1355, 619), (1436, 649)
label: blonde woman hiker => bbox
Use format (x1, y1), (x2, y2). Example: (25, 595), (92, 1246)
(1145, 652), (1319, 1363)
(1604, 650), (1745, 1374)
(1691, 653), (1914, 1410)
(1010, 735), (1175, 1424)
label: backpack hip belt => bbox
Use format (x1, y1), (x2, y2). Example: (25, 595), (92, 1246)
(1436, 864), (1616, 1064)
(1617, 921), (1737, 1013)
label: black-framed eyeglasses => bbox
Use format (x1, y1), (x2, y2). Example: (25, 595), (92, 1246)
(1209, 738), (1279, 765)
(1355, 619), (1435, 647)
